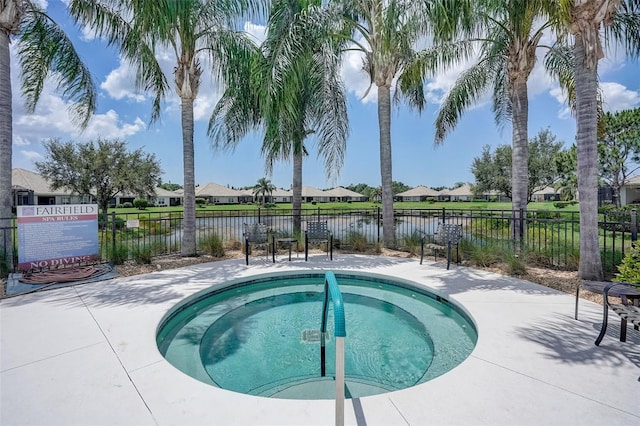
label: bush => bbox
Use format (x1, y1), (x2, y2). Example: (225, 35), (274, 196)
(401, 230), (423, 256)
(122, 202), (133, 208)
(615, 241), (640, 284)
(224, 239), (243, 251)
(426, 197), (436, 204)
(199, 233), (225, 257)
(503, 250), (527, 276)
(0, 252), (8, 278)
(106, 243), (128, 265)
(131, 246), (153, 264)
(553, 201), (570, 209)
(345, 231), (368, 252)
(133, 198), (149, 210)
(195, 198), (207, 206)
(468, 244), (503, 267)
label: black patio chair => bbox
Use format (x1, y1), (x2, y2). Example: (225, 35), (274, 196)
(243, 223), (275, 265)
(304, 221), (333, 261)
(420, 223), (462, 270)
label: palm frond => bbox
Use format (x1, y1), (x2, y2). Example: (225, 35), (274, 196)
(17, 4), (96, 128)
(69, 0), (169, 124)
(606, 0), (640, 60)
(434, 60), (495, 144)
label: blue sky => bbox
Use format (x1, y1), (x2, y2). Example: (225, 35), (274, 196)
(10, 1), (640, 191)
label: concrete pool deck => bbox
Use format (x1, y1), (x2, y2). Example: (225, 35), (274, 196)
(1, 255), (639, 425)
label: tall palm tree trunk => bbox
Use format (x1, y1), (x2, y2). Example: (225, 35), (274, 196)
(181, 96), (197, 256)
(575, 33), (603, 280)
(0, 31), (13, 268)
(378, 85), (395, 248)
(511, 79), (529, 247)
(292, 150), (302, 234)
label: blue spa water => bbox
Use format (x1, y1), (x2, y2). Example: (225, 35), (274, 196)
(157, 271), (477, 399)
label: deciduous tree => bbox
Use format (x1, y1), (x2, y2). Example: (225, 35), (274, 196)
(35, 138), (161, 217)
(471, 129), (564, 201)
(598, 107), (640, 207)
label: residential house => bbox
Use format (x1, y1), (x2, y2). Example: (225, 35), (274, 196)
(395, 186), (440, 202)
(442, 184), (474, 201)
(324, 187), (367, 202)
(301, 186), (331, 203)
(152, 187), (183, 207)
(620, 175), (640, 206)
(268, 188), (293, 203)
(11, 168), (94, 206)
(196, 182), (252, 204)
(531, 186), (560, 202)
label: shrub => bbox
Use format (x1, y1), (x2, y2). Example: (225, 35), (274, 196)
(195, 198), (207, 206)
(614, 242), (640, 284)
(468, 244), (502, 267)
(131, 246), (153, 264)
(106, 243), (128, 265)
(122, 202), (133, 208)
(426, 197), (436, 204)
(553, 201), (569, 209)
(345, 231), (368, 252)
(199, 233), (225, 257)
(224, 239), (243, 251)
(401, 230), (423, 256)
(133, 198), (149, 210)
(503, 250), (527, 276)
(0, 252), (8, 278)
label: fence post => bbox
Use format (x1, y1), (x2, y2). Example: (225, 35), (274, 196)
(519, 208), (525, 250)
(258, 207), (261, 224)
(632, 209), (637, 242)
(111, 211), (116, 259)
(441, 207), (445, 223)
(377, 207), (381, 242)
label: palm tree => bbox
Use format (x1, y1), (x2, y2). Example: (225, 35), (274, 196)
(252, 177), (276, 205)
(434, 0), (561, 245)
(0, 0), (96, 268)
(558, 0), (640, 280)
(305, 0), (446, 249)
(69, 0), (259, 257)
(209, 0), (348, 235)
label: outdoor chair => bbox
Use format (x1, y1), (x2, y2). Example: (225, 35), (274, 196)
(420, 223), (462, 270)
(243, 223), (275, 265)
(594, 281), (640, 346)
(304, 221), (333, 261)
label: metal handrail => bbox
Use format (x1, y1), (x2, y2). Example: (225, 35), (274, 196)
(320, 271), (346, 426)
(321, 271), (346, 374)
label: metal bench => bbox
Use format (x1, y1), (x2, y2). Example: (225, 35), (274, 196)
(594, 282), (640, 346)
(305, 221), (333, 261)
(420, 223), (462, 270)
(243, 223), (275, 265)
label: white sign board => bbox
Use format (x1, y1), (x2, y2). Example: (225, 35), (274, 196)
(17, 204), (99, 270)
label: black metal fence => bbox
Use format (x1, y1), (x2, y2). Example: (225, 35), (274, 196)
(1, 207), (637, 276)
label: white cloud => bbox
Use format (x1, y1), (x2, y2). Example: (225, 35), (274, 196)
(101, 60), (146, 102)
(340, 47), (377, 103)
(244, 22), (266, 45)
(549, 85), (572, 119)
(13, 136), (30, 146)
(20, 150), (44, 161)
(600, 82), (640, 112)
(80, 111), (146, 139)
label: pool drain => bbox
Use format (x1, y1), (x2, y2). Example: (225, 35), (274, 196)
(301, 329), (325, 343)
